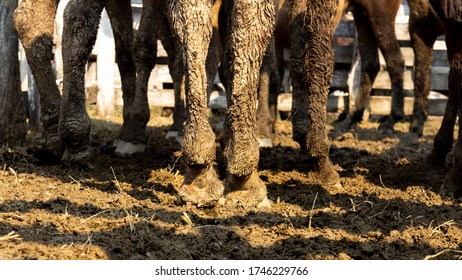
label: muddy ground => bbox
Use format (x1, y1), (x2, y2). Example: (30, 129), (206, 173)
(1, 107), (461, 260)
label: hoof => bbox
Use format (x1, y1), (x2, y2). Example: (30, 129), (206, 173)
(441, 165), (462, 198)
(378, 124), (394, 135)
(165, 131), (182, 144)
(113, 139), (146, 158)
(258, 138), (273, 148)
(225, 170), (267, 205)
(62, 145), (95, 168)
(378, 117), (397, 135)
(409, 123), (424, 138)
(334, 116), (356, 133)
(335, 109), (364, 133)
(177, 165), (225, 207)
(308, 157), (340, 186)
(30, 132), (64, 165)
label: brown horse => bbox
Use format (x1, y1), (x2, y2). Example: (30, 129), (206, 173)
(408, 0), (462, 197)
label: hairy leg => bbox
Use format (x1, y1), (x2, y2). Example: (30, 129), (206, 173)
(60, 0), (108, 165)
(290, 0), (340, 185)
(168, 0), (224, 206)
(257, 37), (279, 147)
(408, 0), (443, 138)
(336, 5), (380, 132)
(14, 0), (64, 163)
(219, 0), (275, 204)
(106, 0), (149, 156)
(438, 22), (462, 198)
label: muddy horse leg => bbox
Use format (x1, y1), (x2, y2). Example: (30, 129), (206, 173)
(13, 0), (64, 163)
(437, 20), (462, 197)
(408, 0), (443, 138)
(428, 31), (461, 168)
(60, 0), (108, 165)
(168, 0), (224, 206)
(375, 8), (405, 134)
(165, 0), (222, 143)
(111, 0), (155, 156)
(218, 0), (275, 204)
(257, 37), (278, 148)
(337, 6), (380, 131)
(162, 25), (185, 143)
(290, 0), (340, 185)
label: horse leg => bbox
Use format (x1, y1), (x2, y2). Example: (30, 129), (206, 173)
(206, 0), (223, 101)
(161, 16), (185, 143)
(112, 0), (158, 156)
(408, 0), (443, 138)
(168, 0), (224, 206)
(60, 0), (108, 165)
(219, 0), (275, 204)
(374, 11), (405, 134)
(439, 23), (462, 198)
(13, 0), (64, 164)
(105, 0), (147, 156)
(291, 0), (340, 185)
(337, 4), (380, 132)
(257, 37), (278, 148)
(428, 26), (461, 167)
(164, 0), (222, 143)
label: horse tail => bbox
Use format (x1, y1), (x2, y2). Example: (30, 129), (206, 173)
(442, 0), (462, 21)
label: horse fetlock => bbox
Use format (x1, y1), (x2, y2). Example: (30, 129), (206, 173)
(182, 125), (216, 165)
(117, 115), (148, 145)
(224, 139), (259, 177)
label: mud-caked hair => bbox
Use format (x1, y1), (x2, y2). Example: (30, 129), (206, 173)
(442, 0), (462, 21)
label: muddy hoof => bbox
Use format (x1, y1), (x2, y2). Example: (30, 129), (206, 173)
(308, 156), (340, 186)
(177, 165), (225, 207)
(441, 166), (462, 198)
(225, 170), (267, 205)
(30, 132), (64, 165)
(62, 145), (95, 168)
(113, 139), (146, 157)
